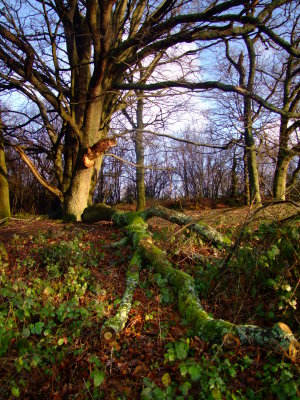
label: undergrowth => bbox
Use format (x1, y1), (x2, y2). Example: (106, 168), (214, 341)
(0, 218), (299, 399)
(191, 221), (299, 331)
(0, 235), (107, 398)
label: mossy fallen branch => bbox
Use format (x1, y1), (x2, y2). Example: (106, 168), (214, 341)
(100, 251), (142, 343)
(143, 206), (231, 248)
(109, 210), (299, 358)
(110, 237), (130, 249)
(138, 237), (299, 357)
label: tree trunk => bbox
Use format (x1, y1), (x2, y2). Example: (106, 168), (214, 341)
(0, 119), (10, 219)
(245, 140), (261, 205)
(135, 97), (146, 212)
(273, 119), (293, 201)
(244, 147), (250, 205)
(64, 163), (95, 221)
(238, 38), (261, 206)
(243, 95), (261, 205)
(273, 152), (293, 200)
(231, 153), (238, 198)
(288, 157), (300, 193)
(63, 103), (110, 220)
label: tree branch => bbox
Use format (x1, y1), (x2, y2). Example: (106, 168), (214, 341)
(113, 80), (300, 118)
(11, 144), (63, 200)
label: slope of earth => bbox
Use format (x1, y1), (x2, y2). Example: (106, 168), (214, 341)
(0, 203), (299, 399)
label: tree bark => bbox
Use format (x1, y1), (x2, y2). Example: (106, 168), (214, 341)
(101, 251), (142, 343)
(273, 151), (293, 200)
(135, 97), (146, 212)
(143, 206), (231, 248)
(273, 45), (299, 200)
(0, 119), (10, 219)
(231, 153), (238, 198)
(243, 38), (261, 205)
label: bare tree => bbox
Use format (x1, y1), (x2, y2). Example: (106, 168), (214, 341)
(1, 1), (298, 219)
(272, 18), (300, 199)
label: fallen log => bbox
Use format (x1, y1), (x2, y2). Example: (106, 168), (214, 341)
(107, 210), (299, 358)
(138, 237), (299, 358)
(100, 251), (142, 343)
(143, 206), (231, 248)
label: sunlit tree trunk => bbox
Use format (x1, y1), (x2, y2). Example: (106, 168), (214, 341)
(272, 47), (299, 200)
(244, 38), (261, 205)
(244, 100), (261, 205)
(287, 157), (300, 192)
(243, 148), (250, 205)
(230, 153), (238, 198)
(0, 118), (10, 219)
(135, 96), (146, 211)
(64, 104), (107, 220)
(273, 140), (293, 201)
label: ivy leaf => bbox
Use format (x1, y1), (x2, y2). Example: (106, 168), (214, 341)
(179, 381), (191, 396)
(267, 245), (280, 260)
(162, 372), (171, 387)
(89, 355), (102, 368)
(11, 387), (20, 398)
(32, 322), (44, 335)
(179, 363), (188, 376)
(189, 364), (202, 381)
(140, 387), (153, 400)
(175, 340), (189, 360)
(211, 388), (222, 399)
(22, 327), (30, 338)
(92, 369), (105, 387)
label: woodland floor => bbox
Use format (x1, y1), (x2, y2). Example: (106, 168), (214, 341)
(0, 200), (299, 399)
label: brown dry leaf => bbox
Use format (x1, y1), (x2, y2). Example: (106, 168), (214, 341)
(132, 364), (144, 377)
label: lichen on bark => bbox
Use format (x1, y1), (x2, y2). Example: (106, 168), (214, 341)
(101, 251), (142, 343)
(143, 206), (231, 248)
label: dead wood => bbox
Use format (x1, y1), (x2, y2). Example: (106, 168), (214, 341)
(106, 210), (299, 358)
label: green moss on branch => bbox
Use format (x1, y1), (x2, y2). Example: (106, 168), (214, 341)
(143, 206), (231, 248)
(101, 251), (142, 343)
(82, 203), (116, 222)
(138, 238), (298, 355)
(97, 209), (298, 357)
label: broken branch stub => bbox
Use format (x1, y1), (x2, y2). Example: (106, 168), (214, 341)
(83, 138), (117, 168)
